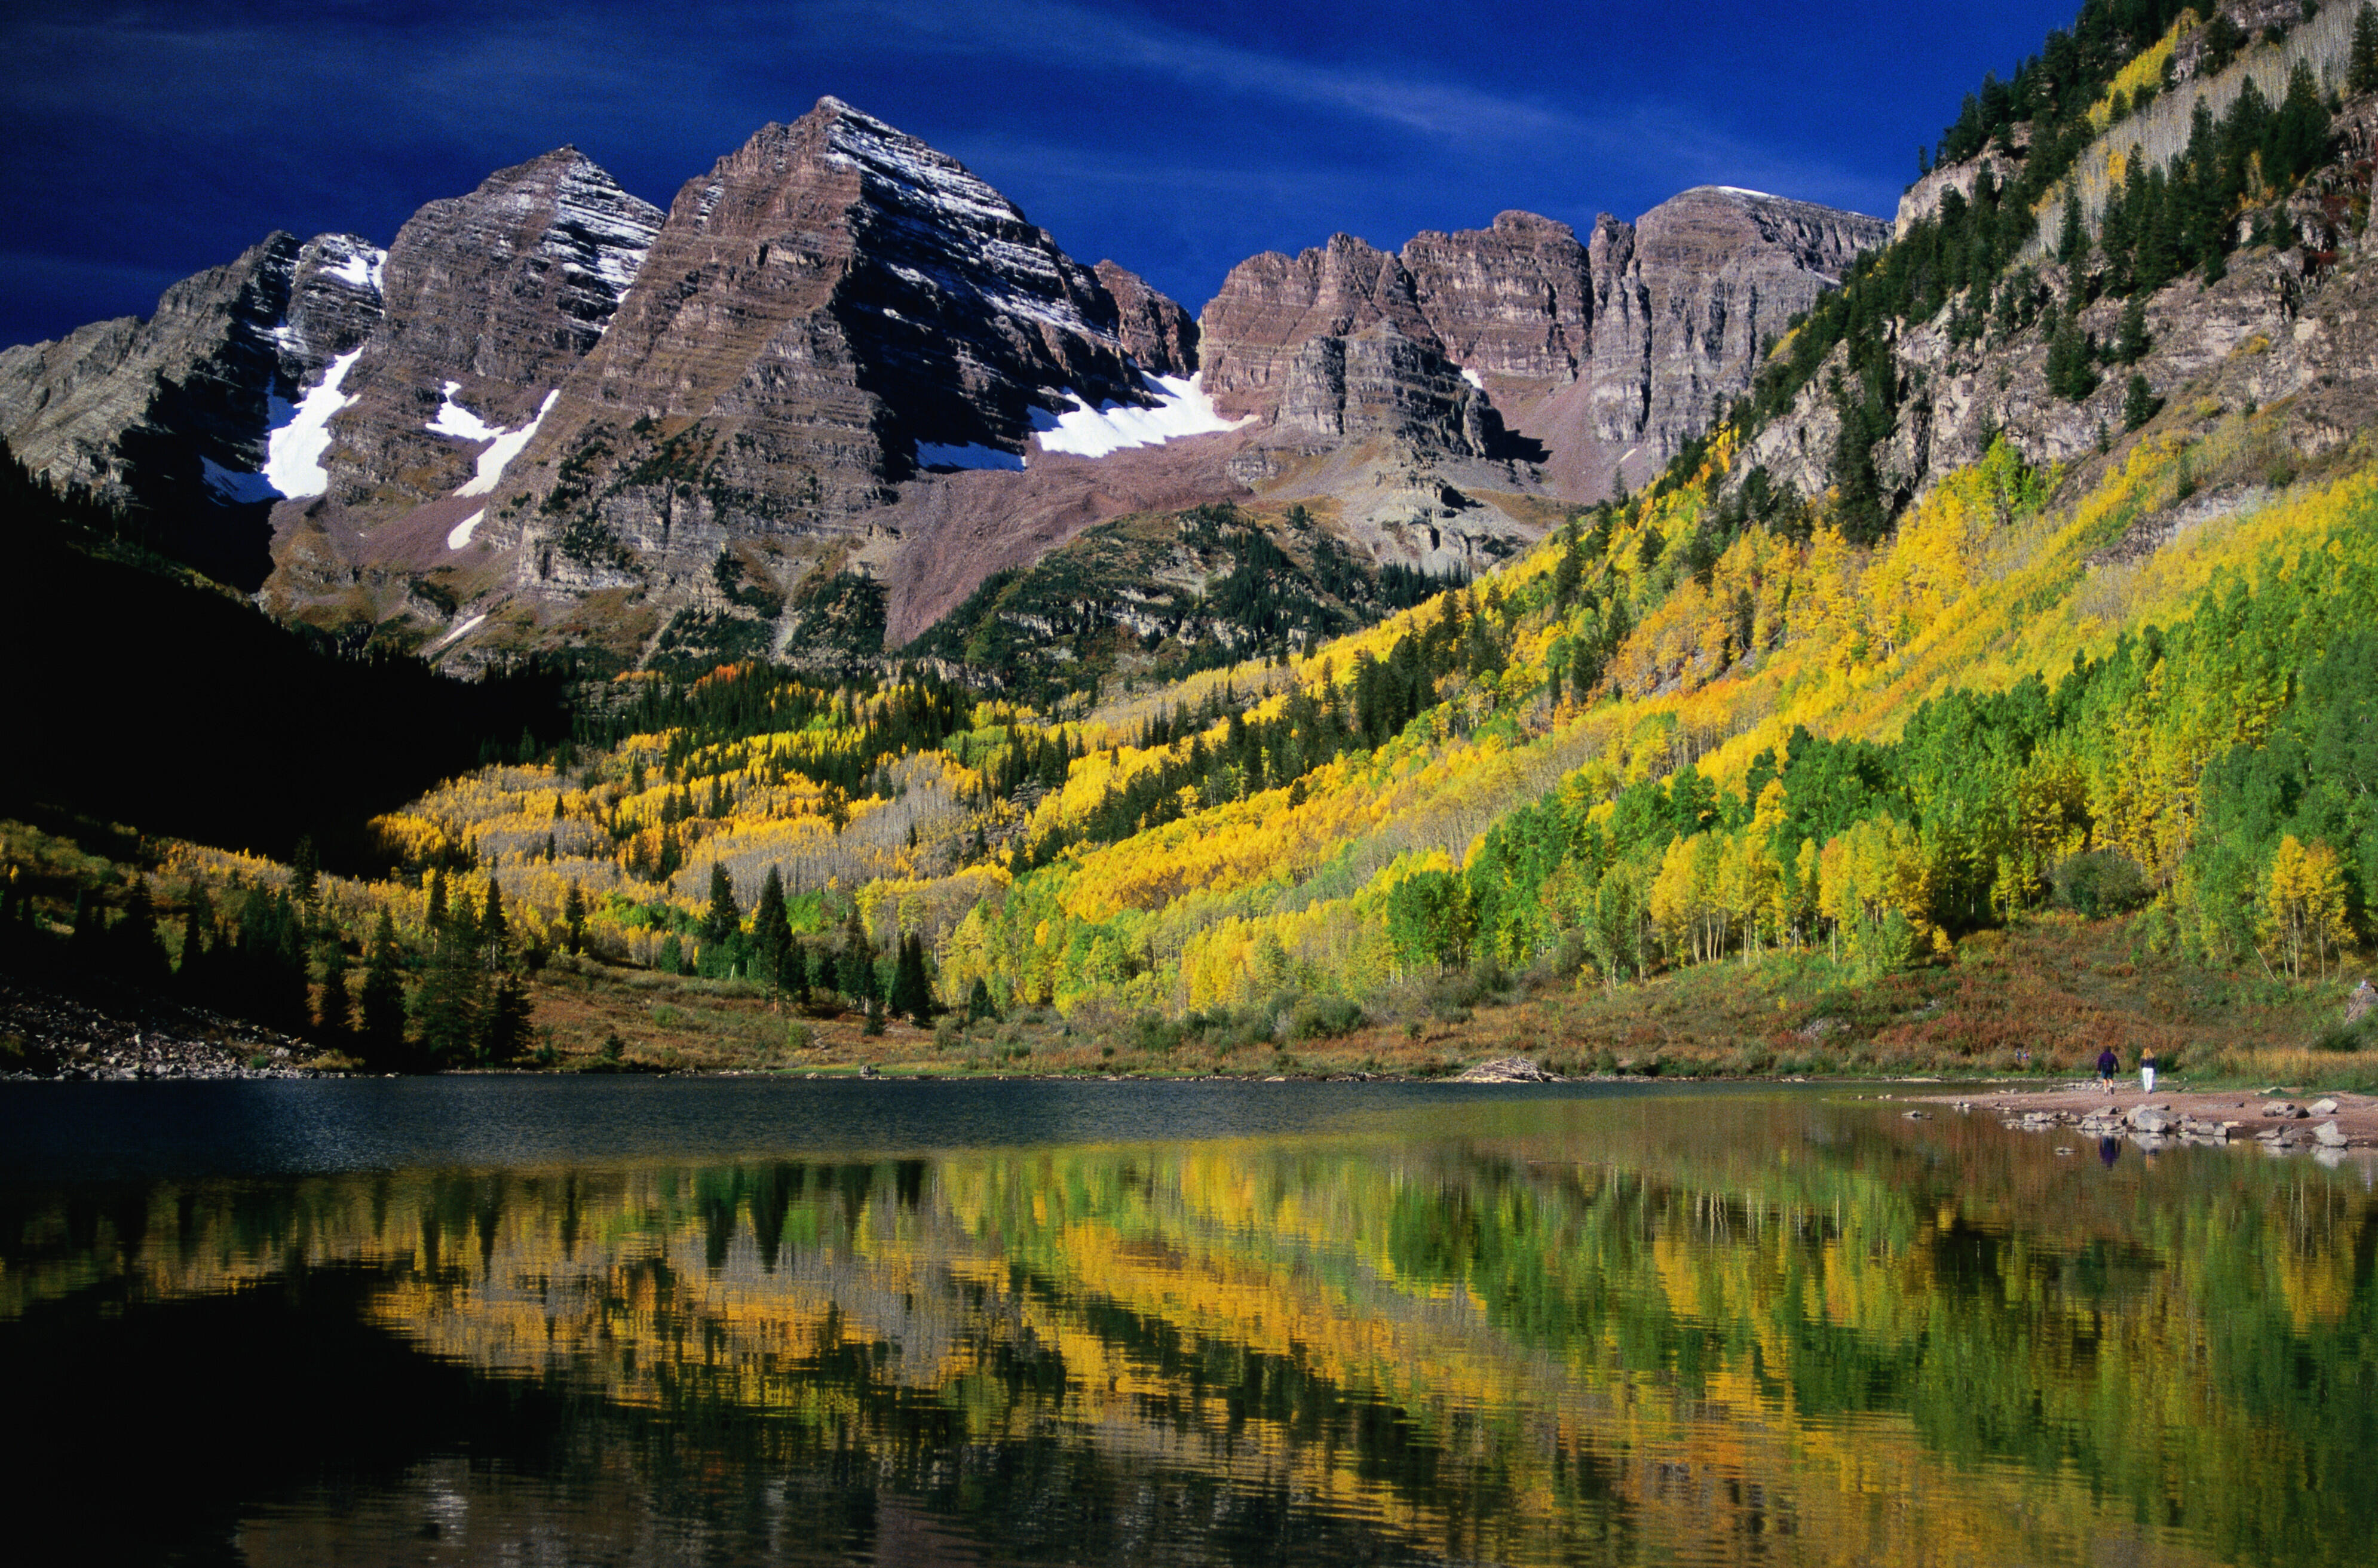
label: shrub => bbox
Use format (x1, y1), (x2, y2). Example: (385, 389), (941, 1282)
(2052, 850), (2153, 918)
(1288, 995), (1365, 1040)
(2311, 1018), (2376, 1053)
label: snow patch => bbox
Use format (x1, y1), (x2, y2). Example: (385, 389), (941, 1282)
(916, 441), (1025, 472)
(1714, 185), (1781, 200)
(1460, 368), (1485, 390)
(261, 348), (363, 499)
(425, 382), (502, 441)
(325, 248), (385, 291)
(1031, 373), (1253, 459)
(446, 509), (487, 550)
(426, 388), (560, 498)
(201, 456), (280, 505)
(432, 612), (488, 649)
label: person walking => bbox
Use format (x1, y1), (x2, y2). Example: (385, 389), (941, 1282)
(2097, 1045), (2119, 1094)
(2139, 1046), (2156, 1097)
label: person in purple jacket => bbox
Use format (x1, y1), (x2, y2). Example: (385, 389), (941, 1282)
(2097, 1046), (2119, 1094)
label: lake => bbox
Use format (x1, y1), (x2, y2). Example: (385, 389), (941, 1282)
(2, 1077), (2371, 1566)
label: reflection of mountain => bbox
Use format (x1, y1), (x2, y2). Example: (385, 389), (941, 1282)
(5, 1098), (2370, 1565)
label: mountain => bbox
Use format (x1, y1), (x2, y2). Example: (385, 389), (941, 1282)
(19, 1), (2378, 1091)
(1, 97), (1885, 674)
(0, 230), (385, 582)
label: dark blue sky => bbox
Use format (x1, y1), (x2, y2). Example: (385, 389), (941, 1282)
(1, 1), (2084, 349)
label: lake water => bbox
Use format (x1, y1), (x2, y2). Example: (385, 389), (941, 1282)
(3, 1078), (2372, 1567)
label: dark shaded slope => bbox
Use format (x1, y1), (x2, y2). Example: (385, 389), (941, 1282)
(1, 450), (566, 867)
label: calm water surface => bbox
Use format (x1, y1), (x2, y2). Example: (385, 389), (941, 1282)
(3, 1078), (2373, 1567)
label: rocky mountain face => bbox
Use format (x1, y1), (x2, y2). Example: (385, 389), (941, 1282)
(495, 102), (1199, 547)
(1200, 233), (1500, 459)
(1202, 189), (1886, 505)
(312, 148), (664, 512)
(0, 231), (385, 579)
(1746, 20), (2378, 524)
(1582, 189), (1887, 474)
(5, 96), (1885, 674)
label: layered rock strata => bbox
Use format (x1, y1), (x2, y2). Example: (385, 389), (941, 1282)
(316, 148), (663, 509)
(1201, 188), (1887, 496)
(474, 100), (1206, 614)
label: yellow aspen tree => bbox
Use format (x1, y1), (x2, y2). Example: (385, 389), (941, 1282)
(2263, 837), (2352, 981)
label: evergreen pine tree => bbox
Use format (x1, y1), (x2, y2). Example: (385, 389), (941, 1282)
(703, 862), (740, 944)
(290, 834), (319, 907)
(318, 941), (351, 1038)
(891, 932), (933, 1026)
(113, 877), (171, 991)
(785, 937), (811, 1004)
(416, 883), (483, 1067)
(486, 972), (532, 1064)
(562, 880), (586, 955)
(2046, 308), (2099, 401)
(2271, 61), (2330, 186)
(967, 976), (997, 1025)
(753, 866), (793, 989)
(836, 910), (874, 1001)
(480, 876), (508, 961)
(2056, 193), (2086, 267)
(2123, 372), (2162, 431)
(2115, 296), (2149, 364)
(2355, 4), (2378, 96)
(179, 883), (218, 1004)
(425, 868), (448, 934)
(360, 909), (406, 1061)
(271, 890), (308, 1031)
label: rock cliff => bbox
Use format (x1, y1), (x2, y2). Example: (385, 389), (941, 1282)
(1201, 188), (1886, 501)
(0, 229), (386, 579)
(1401, 210), (1594, 382)
(1582, 188), (1887, 480)
(315, 148), (663, 510)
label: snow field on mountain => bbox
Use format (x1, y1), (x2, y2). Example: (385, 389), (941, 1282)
(427, 382), (502, 442)
(432, 612), (488, 648)
(325, 248), (387, 291)
(262, 348), (364, 499)
(424, 386), (561, 501)
(1031, 373), (1251, 458)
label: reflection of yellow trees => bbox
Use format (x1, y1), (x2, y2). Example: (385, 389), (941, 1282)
(13, 1103), (2365, 1563)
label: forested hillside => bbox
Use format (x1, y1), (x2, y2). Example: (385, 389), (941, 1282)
(9, 1), (2376, 1083)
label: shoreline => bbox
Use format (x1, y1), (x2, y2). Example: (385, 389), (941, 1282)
(1913, 1081), (2378, 1148)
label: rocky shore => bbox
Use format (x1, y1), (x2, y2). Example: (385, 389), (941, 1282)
(0, 979), (341, 1081)
(1919, 1083), (2378, 1155)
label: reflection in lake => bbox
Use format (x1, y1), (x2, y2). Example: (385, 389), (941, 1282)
(5, 1087), (2375, 1566)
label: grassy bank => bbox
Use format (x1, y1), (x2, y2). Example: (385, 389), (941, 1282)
(515, 908), (2371, 1088)
(8, 815), (2366, 1086)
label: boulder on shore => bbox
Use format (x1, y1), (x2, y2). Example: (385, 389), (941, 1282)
(1452, 1057), (1551, 1084)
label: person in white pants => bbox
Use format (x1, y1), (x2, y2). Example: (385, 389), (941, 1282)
(2139, 1046), (2156, 1096)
